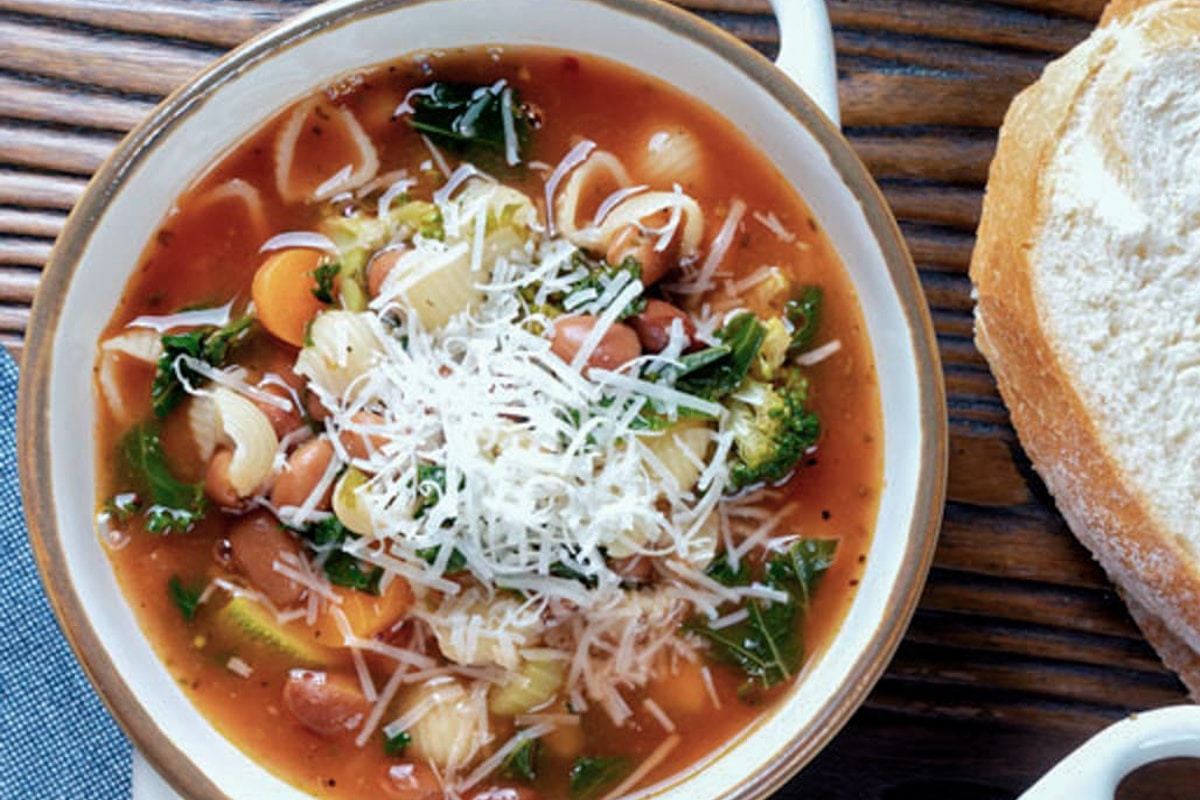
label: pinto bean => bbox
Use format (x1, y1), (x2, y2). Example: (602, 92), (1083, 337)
(550, 315), (641, 373)
(607, 223), (672, 286)
(228, 511), (305, 606)
(304, 390), (332, 424)
(611, 554), (654, 584)
(253, 383), (303, 438)
(338, 410), (388, 460)
(271, 437), (335, 509)
(629, 299), (696, 353)
(380, 761), (442, 800)
(204, 447), (244, 509)
(468, 788), (543, 800)
(367, 247), (406, 298)
(282, 669), (371, 736)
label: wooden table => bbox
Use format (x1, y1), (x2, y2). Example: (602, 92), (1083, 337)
(2, 1), (1194, 797)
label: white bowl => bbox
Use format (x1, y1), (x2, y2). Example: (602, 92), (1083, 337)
(18, 1), (947, 798)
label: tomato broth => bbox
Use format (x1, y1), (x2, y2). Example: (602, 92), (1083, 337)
(95, 47), (881, 800)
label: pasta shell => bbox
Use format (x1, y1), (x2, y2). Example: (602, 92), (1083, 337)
(405, 678), (488, 770)
(295, 311), (383, 399)
(554, 150), (633, 249)
(639, 127), (705, 190)
(643, 420), (714, 493)
(598, 191), (704, 260)
(489, 658), (566, 715)
(212, 387), (279, 496)
(188, 395), (221, 462)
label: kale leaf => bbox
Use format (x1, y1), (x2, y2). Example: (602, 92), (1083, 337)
(501, 737), (539, 782)
(295, 516), (383, 594)
(167, 575), (205, 622)
(150, 313), (253, 418)
(120, 424), (206, 534)
(686, 539), (838, 690)
(785, 285), (823, 353)
(383, 730), (411, 756)
(673, 312), (765, 401)
(569, 756), (631, 800)
(406, 81), (531, 164)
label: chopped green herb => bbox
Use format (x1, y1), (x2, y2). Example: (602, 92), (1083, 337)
(120, 425), (206, 534)
(785, 285), (823, 353)
(103, 492), (141, 522)
(406, 81), (531, 165)
(383, 730), (411, 756)
(310, 261), (341, 304)
(167, 576), (204, 622)
(501, 736), (539, 782)
(569, 756), (630, 800)
(150, 313), (254, 418)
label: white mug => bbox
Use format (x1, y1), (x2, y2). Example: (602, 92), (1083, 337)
(1018, 705), (1200, 799)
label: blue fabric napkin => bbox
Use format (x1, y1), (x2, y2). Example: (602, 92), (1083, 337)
(0, 346), (132, 799)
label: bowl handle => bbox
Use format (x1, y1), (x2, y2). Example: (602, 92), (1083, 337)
(767, 0), (840, 128)
(1018, 705), (1200, 798)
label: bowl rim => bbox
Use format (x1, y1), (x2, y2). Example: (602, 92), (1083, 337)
(17, 0), (948, 798)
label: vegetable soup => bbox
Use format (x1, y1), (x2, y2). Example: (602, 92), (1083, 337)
(94, 47), (881, 800)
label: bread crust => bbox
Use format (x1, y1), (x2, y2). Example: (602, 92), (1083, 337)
(971, 0), (1200, 690)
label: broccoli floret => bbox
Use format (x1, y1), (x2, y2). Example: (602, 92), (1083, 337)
(727, 368), (819, 492)
(751, 317), (791, 381)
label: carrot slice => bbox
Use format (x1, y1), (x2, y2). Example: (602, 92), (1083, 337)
(312, 578), (414, 646)
(251, 248), (328, 347)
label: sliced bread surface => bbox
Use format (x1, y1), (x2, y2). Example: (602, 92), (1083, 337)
(971, 0), (1200, 694)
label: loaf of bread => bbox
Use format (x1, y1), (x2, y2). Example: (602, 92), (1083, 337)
(970, 0), (1200, 695)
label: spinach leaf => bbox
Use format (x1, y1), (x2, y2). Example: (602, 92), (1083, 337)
(167, 576), (204, 622)
(295, 516), (382, 594)
(501, 737), (539, 782)
(407, 81), (531, 164)
(416, 544), (468, 574)
(383, 730), (411, 756)
(704, 552), (751, 588)
(673, 312), (764, 401)
(120, 425), (206, 534)
(151, 313), (253, 418)
(785, 285), (823, 353)
(772, 538), (838, 613)
(686, 539), (838, 690)
(310, 261), (341, 304)
(687, 596), (799, 688)
(301, 516), (346, 547)
(569, 756), (630, 800)
(322, 551), (383, 594)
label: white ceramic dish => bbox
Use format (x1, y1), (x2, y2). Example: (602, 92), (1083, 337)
(18, 1), (946, 798)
